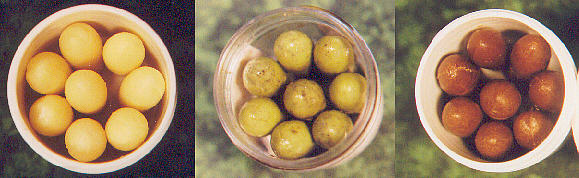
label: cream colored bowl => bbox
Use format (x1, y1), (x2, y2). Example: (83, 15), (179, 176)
(7, 4), (177, 174)
(415, 9), (577, 172)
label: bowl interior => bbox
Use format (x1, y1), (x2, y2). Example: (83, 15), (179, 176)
(216, 7), (380, 170)
(416, 9), (576, 172)
(9, 4), (176, 174)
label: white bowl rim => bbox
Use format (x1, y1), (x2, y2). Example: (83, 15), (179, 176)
(415, 9), (577, 173)
(7, 4), (177, 174)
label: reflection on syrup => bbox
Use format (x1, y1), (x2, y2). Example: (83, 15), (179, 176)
(25, 32), (166, 163)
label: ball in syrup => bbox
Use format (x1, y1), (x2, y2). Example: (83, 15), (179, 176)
(65, 118), (107, 162)
(26, 52), (72, 94)
(436, 54), (480, 96)
(59, 23), (103, 70)
(475, 121), (513, 160)
(119, 66), (166, 111)
(466, 28), (506, 69)
(510, 34), (551, 79)
(479, 80), (521, 120)
(65, 70), (107, 114)
(29, 95), (73, 137)
(441, 97), (482, 137)
(529, 71), (564, 113)
(273, 30), (312, 73)
(103, 32), (146, 75)
(283, 79), (326, 120)
(105, 107), (149, 151)
(513, 110), (554, 150)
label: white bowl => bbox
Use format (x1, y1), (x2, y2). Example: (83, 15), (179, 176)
(7, 4), (177, 174)
(415, 9), (577, 172)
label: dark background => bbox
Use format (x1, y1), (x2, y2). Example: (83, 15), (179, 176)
(396, 0), (579, 176)
(0, 1), (194, 176)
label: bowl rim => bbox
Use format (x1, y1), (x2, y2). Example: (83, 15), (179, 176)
(213, 6), (382, 171)
(415, 9), (577, 172)
(7, 4), (177, 174)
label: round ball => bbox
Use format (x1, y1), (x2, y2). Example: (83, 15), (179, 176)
(510, 34), (551, 79)
(59, 23), (103, 70)
(29, 95), (73, 137)
(283, 79), (326, 120)
(65, 70), (107, 114)
(475, 121), (513, 160)
(529, 71), (564, 113)
(329, 73), (367, 113)
(238, 97), (283, 137)
(312, 110), (353, 149)
(479, 80), (521, 120)
(441, 97), (482, 137)
(314, 36), (354, 74)
(273, 30), (312, 73)
(65, 118), (107, 162)
(436, 54), (480, 96)
(26, 52), (72, 94)
(105, 107), (149, 151)
(270, 120), (314, 159)
(242, 57), (287, 97)
(103, 32), (146, 75)
(466, 28), (506, 69)
(513, 110), (554, 149)
(119, 66), (166, 111)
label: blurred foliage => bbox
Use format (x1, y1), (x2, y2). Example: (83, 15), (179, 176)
(0, 1), (194, 176)
(396, 0), (578, 177)
(195, 0), (395, 177)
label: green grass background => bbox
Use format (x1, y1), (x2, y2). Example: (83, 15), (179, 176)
(195, 0), (395, 177)
(396, 0), (579, 177)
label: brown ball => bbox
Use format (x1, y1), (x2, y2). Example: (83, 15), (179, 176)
(529, 71), (564, 113)
(475, 121), (513, 160)
(513, 110), (554, 150)
(479, 80), (521, 120)
(467, 28), (506, 69)
(442, 97), (483, 137)
(436, 54), (480, 96)
(510, 34), (551, 79)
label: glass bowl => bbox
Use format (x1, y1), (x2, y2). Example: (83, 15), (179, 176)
(214, 6), (383, 171)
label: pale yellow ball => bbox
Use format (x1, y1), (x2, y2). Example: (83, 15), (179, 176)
(103, 32), (146, 75)
(65, 118), (107, 162)
(119, 66), (166, 111)
(105, 107), (149, 151)
(29, 95), (73, 137)
(26, 52), (72, 94)
(59, 23), (103, 70)
(65, 70), (107, 114)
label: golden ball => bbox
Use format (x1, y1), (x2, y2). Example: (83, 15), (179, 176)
(65, 70), (107, 114)
(105, 107), (149, 151)
(65, 118), (107, 162)
(103, 32), (146, 75)
(59, 23), (103, 70)
(119, 66), (166, 111)
(26, 52), (72, 94)
(29, 95), (73, 137)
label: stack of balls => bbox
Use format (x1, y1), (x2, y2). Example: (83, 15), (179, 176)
(437, 28), (563, 160)
(238, 30), (368, 159)
(26, 23), (166, 162)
